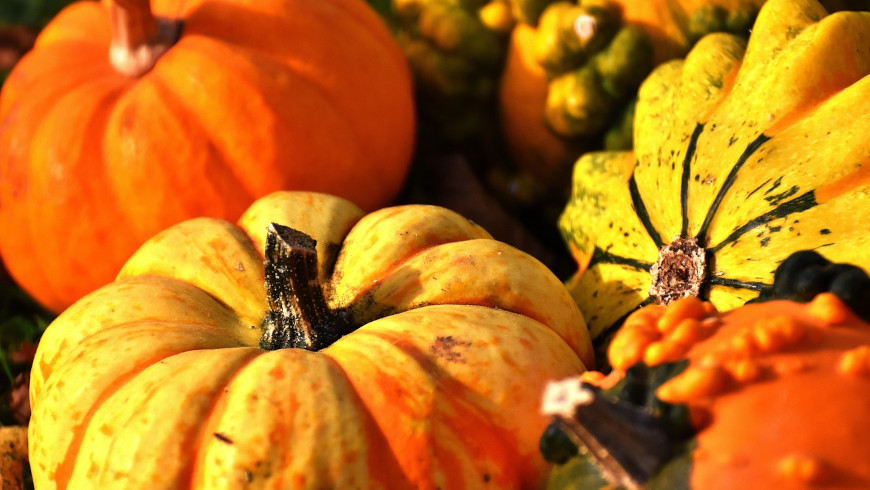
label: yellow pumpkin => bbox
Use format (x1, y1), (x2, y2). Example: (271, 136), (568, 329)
(559, 0), (870, 341)
(29, 191), (593, 489)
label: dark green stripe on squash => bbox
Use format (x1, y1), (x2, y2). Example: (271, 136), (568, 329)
(710, 191), (818, 252)
(680, 124), (705, 237)
(696, 132), (771, 240)
(628, 173), (664, 248)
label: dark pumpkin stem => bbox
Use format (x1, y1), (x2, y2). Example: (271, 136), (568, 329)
(542, 380), (675, 490)
(259, 223), (353, 351)
(109, 0), (181, 77)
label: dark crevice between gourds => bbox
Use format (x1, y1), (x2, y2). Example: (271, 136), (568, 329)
(259, 223), (355, 351)
(541, 361), (694, 490)
(109, 0), (183, 77)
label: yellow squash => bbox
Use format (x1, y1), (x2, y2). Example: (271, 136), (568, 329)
(559, 0), (870, 340)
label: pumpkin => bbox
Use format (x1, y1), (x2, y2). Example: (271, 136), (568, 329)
(559, 0), (870, 344)
(28, 190), (594, 489)
(540, 254), (870, 488)
(498, 0), (766, 195)
(0, 0), (416, 313)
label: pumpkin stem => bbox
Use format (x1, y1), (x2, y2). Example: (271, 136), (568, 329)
(109, 0), (181, 77)
(541, 378), (675, 490)
(259, 223), (354, 352)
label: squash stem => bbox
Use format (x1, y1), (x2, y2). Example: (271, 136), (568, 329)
(259, 223), (354, 351)
(109, 0), (181, 77)
(541, 380), (674, 490)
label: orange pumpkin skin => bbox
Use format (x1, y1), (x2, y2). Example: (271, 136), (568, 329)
(597, 294), (870, 489)
(0, 0), (416, 313)
(29, 191), (593, 489)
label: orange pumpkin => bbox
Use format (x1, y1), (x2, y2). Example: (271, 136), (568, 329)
(0, 0), (416, 313)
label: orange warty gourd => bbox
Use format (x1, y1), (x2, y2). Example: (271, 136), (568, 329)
(543, 290), (870, 488)
(0, 0), (416, 313)
(29, 191), (594, 489)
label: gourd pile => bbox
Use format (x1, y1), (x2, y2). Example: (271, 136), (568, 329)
(0, 0), (868, 488)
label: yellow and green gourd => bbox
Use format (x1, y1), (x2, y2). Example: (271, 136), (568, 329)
(498, 0), (767, 206)
(558, 0), (870, 349)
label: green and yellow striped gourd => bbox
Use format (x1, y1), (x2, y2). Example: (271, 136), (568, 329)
(559, 0), (870, 346)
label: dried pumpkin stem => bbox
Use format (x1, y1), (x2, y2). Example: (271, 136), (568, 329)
(260, 223), (353, 351)
(542, 380), (674, 490)
(109, 0), (181, 77)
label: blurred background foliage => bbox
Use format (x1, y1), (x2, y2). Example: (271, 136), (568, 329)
(0, 0), (73, 27)
(0, 0), (75, 424)
(1, 0), (75, 84)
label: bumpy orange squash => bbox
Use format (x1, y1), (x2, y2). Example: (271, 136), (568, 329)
(543, 288), (870, 489)
(29, 191), (593, 489)
(0, 0), (416, 313)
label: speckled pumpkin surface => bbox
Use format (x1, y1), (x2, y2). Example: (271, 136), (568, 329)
(28, 191), (593, 489)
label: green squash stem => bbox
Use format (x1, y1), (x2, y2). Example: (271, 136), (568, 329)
(259, 223), (354, 351)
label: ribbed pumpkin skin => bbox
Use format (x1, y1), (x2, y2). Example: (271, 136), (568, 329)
(0, 0), (416, 313)
(559, 0), (870, 338)
(29, 191), (593, 489)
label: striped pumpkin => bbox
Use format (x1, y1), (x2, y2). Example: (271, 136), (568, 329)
(558, 0), (870, 342)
